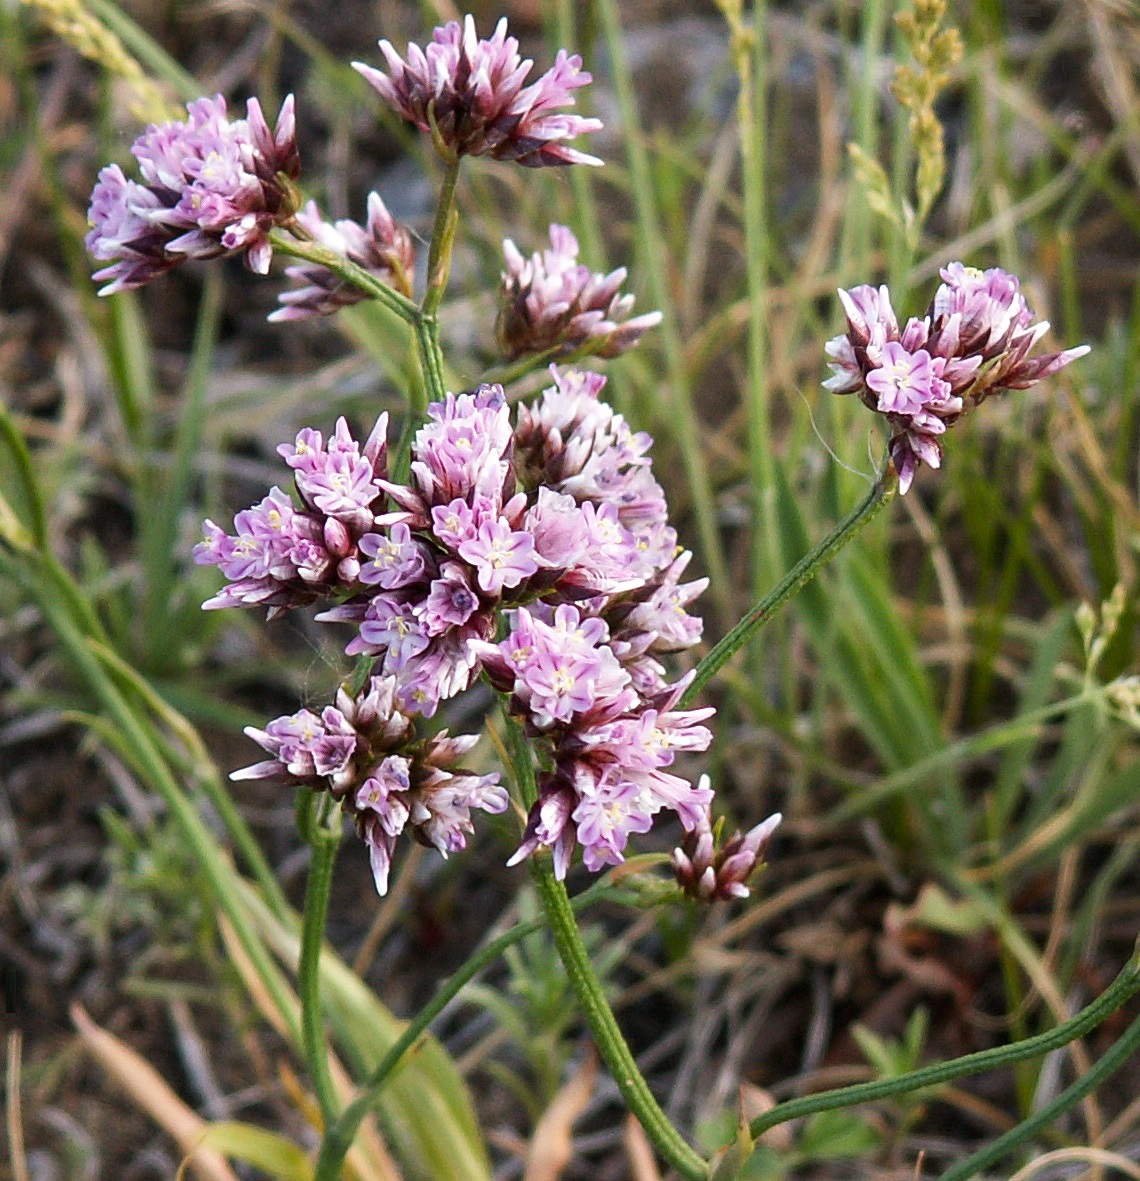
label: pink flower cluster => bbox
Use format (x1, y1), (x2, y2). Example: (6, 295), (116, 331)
(202, 367), (713, 877)
(497, 224), (663, 361)
(232, 676), (505, 894)
(86, 95), (300, 294)
(194, 415), (389, 616)
(824, 263), (1089, 492)
(354, 16), (602, 167)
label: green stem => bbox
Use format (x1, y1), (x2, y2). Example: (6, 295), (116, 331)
(682, 469), (897, 706)
(529, 860), (707, 1180)
(941, 1006), (1140, 1181)
(312, 875), (625, 1181)
(298, 794), (341, 1126)
(413, 315), (446, 411)
(749, 943), (1140, 1139)
(268, 230), (419, 324)
(423, 159), (461, 318)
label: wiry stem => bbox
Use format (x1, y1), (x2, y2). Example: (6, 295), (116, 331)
(297, 793), (342, 1126)
(750, 942), (1140, 1139)
(682, 468), (897, 707)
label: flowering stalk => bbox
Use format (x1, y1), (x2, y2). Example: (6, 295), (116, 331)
(682, 469), (897, 707)
(297, 791), (342, 1126)
(268, 230), (418, 323)
(529, 857), (707, 1180)
(494, 715), (705, 1178)
(424, 159), (461, 318)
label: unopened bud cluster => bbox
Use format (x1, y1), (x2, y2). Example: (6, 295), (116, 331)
(672, 785), (781, 902)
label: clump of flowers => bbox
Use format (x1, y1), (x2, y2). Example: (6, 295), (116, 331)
(271, 193), (415, 320)
(199, 367), (715, 880)
(86, 94), (300, 294)
(194, 415), (389, 616)
(672, 788), (782, 902)
(824, 263), (1089, 491)
(354, 16), (602, 167)
(87, 15), (746, 895)
(232, 675), (505, 894)
(497, 224), (663, 361)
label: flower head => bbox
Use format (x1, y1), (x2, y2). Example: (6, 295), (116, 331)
(497, 225), (662, 360)
(354, 17), (602, 167)
(87, 95), (300, 293)
(824, 264), (1089, 492)
(233, 676), (504, 894)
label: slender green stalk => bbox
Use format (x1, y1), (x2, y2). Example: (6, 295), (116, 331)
(311, 875), (625, 1181)
(494, 716), (704, 1176)
(298, 794), (342, 1125)
(413, 315), (447, 411)
(423, 159), (461, 317)
(268, 231), (419, 324)
(749, 942), (1140, 1138)
(682, 470), (897, 706)
(529, 861), (707, 1180)
(939, 1007), (1140, 1181)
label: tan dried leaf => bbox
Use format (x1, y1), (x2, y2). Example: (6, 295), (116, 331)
(523, 1052), (597, 1181)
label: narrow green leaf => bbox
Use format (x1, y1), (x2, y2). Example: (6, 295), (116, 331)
(192, 1123), (312, 1181)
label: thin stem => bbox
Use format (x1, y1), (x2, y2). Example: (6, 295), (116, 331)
(312, 875), (625, 1181)
(298, 793), (341, 1126)
(529, 860), (707, 1180)
(749, 943), (1140, 1138)
(682, 469), (897, 706)
(413, 315), (446, 411)
(940, 1006), (1140, 1181)
(268, 230), (419, 323)
(423, 159), (461, 318)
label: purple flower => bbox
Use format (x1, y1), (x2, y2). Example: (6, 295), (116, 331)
(497, 224), (662, 360)
(358, 524), (430, 590)
(270, 194), (415, 321)
(823, 264), (1089, 491)
(354, 16), (602, 167)
(421, 563), (481, 634)
(865, 341), (953, 416)
(457, 517), (539, 594)
(572, 777), (655, 871)
(86, 94), (300, 293)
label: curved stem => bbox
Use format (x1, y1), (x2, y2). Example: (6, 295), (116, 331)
(749, 943), (1140, 1139)
(940, 1004), (1140, 1181)
(311, 875), (626, 1181)
(682, 469), (897, 707)
(529, 861), (707, 1180)
(298, 794), (342, 1126)
(268, 230), (419, 324)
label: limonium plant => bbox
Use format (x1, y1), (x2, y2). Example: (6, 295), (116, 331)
(80, 12), (1107, 1180)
